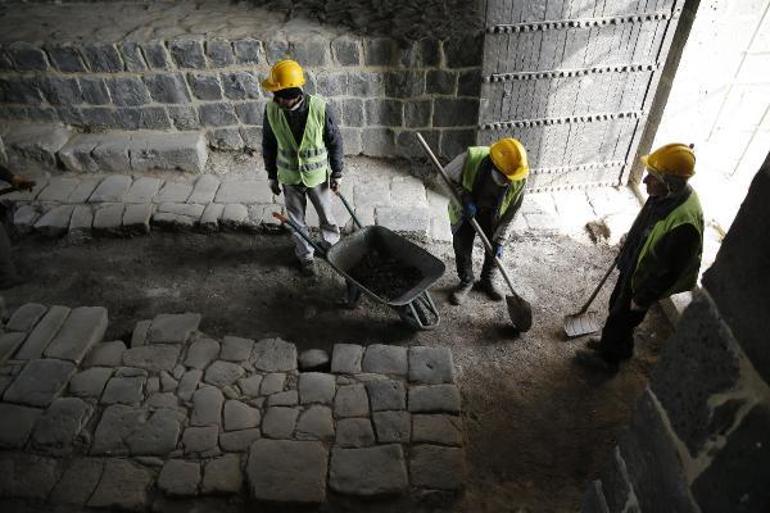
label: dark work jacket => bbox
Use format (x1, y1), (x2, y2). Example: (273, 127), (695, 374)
(262, 94), (344, 182)
(617, 187), (701, 308)
(467, 157), (524, 244)
(0, 164), (13, 183)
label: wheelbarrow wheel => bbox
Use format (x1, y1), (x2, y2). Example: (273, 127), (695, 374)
(397, 292), (439, 330)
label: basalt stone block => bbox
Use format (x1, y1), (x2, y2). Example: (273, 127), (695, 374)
(248, 439), (328, 503)
(101, 375), (146, 405)
(82, 43), (123, 72)
(79, 77), (111, 105)
(372, 411), (410, 443)
(1, 453), (60, 500)
(182, 425), (220, 457)
(404, 100), (432, 128)
(144, 73), (191, 104)
(458, 69), (482, 97)
(7, 42), (48, 71)
(88, 459), (152, 511)
(0, 402), (43, 448)
(79, 107), (117, 129)
(209, 127), (244, 151)
(651, 292), (742, 455)
(332, 36), (361, 66)
(362, 344), (408, 375)
(367, 380), (406, 411)
(619, 389), (699, 513)
(444, 34), (483, 68)
(433, 98), (479, 127)
(221, 71), (260, 100)
(188, 73), (222, 101)
(220, 428), (261, 452)
(40, 76), (83, 105)
(291, 35), (330, 66)
(149, 313), (201, 343)
(142, 41), (173, 70)
(191, 386), (224, 427)
(262, 407), (299, 439)
(440, 129), (477, 159)
(233, 38), (262, 64)
(199, 102), (238, 127)
(296, 405), (334, 442)
(69, 367), (112, 398)
(412, 414), (463, 446)
(336, 418), (375, 448)
(408, 384), (461, 413)
(0, 77), (42, 104)
(427, 70), (457, 95)
(169, 39), (207, 69)
(107, 76), (150, 106)
(4, 358), (76, 407)
(334, 384), (369, 418)
(316, 71), (348, 97)
(329, 444), (408, 495)
(251, 338), (297, 372)
(409, 346), (455, 384)
(342, 99), (364, 128)
(692, 404), (770, 513)
(119, 41), (148, 72)
(31, 396), (92, 453)
(202, 454), (243, 494)
(385, 71), (425, 99)
(47, 45), (86, 72)
(123, 344), (182, 372)
(158, 460), (200, 496)
(364, 37), (397, 66)
(50, 458), (104, 506)
(365, 99), (403, 127)
(235, 101), (263, 125)
(347, 71), (385, 97)
(169, 105), (200, 130)
(362, 127), (396, 157)
(6, 302), (48, 332)
(206, 39), (235, 67)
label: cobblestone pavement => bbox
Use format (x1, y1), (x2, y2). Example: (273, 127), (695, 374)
(0, 306), (465, 510)
(4, 154), (640, 246)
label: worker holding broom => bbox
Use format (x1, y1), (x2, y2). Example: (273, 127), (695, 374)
(445, 138), (528, 305)
(261, 59), (344, 277)
(575, 143), (704, 373)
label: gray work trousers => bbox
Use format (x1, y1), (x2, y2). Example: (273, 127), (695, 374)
(283, 181), (340, 262)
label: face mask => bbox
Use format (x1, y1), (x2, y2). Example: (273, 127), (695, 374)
(491, 168), (509, 186)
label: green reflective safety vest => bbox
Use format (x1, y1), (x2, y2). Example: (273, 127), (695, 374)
(448, 146), (526, 225)
(632, 190), (704, 298)
(267, 95), (330, 187)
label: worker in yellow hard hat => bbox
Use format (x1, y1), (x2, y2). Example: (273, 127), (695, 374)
(576, 143), (704, 373)
(445, 137), (529, 305)
(261, 59), (344, 277)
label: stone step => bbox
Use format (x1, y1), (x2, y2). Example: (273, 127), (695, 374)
(0, 123), (72, 172)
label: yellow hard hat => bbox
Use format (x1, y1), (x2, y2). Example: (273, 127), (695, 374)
(490, 137), (529, 181)
(641, 143), (696, 178)
(261, 59), (306, 92)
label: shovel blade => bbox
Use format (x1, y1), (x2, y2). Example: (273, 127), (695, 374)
(563, 311), (600, 338)
(506, 294), (533, 332)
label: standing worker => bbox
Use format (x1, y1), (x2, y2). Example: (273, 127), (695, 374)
(261, 59), (344, 277)
(446, 138), (528, 305)
(576, 143), (703, 373)
(0, 163), (36, 289)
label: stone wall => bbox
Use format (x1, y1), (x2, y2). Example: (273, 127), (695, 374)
(581, 152), (770, 513)
(0, 1), (484, 163)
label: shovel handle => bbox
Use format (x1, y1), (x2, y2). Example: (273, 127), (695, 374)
(334, 190), (364, 230)
(272, 211), (329, 258)
(575, 258), (617, 315)
(415, 132), (523, 300)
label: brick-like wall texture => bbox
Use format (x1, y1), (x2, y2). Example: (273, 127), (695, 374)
(581, 152), (770, 513)
(0, 1), (485, 160)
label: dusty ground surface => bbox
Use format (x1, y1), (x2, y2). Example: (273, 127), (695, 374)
(3, 228), (672, 513)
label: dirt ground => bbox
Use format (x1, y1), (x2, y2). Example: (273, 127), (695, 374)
(3, 229), (672, 513)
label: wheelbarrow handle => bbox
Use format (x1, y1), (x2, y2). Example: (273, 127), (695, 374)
(272, 211), (329, 258)
(334, 190), (364, 230)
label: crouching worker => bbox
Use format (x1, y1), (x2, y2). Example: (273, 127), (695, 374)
(446, 138), (528, 305)
(575, 143), (703, 374)
(261, 59), (344, 277)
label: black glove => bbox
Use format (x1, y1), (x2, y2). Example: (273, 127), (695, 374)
(268, 179), (281, 196)
(330, 176), (342, 193)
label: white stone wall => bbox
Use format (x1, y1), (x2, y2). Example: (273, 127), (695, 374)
(653, 0), (770, 231)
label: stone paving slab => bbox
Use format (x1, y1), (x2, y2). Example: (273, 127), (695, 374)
(49, 458), (104, 506)
(0, 332), (26, 363)
(149, 313), (201, 343)
(31, 396), (92, 453)
(4, 358), (76, 407)
(329, 444), (409, 495)
(0, 402), (43, 448)
(44, 306), (108, 363)
(248, 439), (329, 503)
(15, 305), (71, 360)
(88, 459), (153, 511)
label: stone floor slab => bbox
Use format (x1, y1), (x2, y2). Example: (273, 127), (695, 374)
(3, 358), (76, 407)
(86, 340), (127, 367)
(43, 305), (108, 363)
(412, 414), (463, 446)
(149, 312), (201, 343)
(50, 458), (104, 506)
(191, 386), (224, 426)
(367, 379), (406, 411)
(93, 202), (126, 233)
(156, 181), (193, 203)
(336, 418), (375, 448)
(0, 332), (26, 363)
(15, 305), (70, 360)
(158, 459), (200, 496)
(204, 360), (245, 387)
(362, 344), (408, 375)
(260, 372), (286, 395)
(329, 444), (408, 496)
(123, 344), (182, 372)
(123, 203), (154, 234)
(299, 372), (336, 405)
(247, 439), (328, 503)
(251, 337), (297, 372)
(6, 302), (47, 332)
(408, 346), (455, 384)
(31, 396), (92, 452)
(372, 410), (411, 443)
(216, 180), (272, 204)
(184, 336), (220, 369)
(202, 454), (242, 494)
(220, 335), (254, 362)
(1, 453), (61, 500)
(88, 459), (152, 511)
(182, 425), (220, 456)
(124, 176), (162, 203)
(0, 402), (43, 448)
(189, 174), (221, 204)
(220, 428), (261, 452)
(331, 343), (364, 374)
(224, 399), (260, 431)
(89, 175), (132, 203)
(69, 367), (113, 398)
(408, 384), (461, 413)
(334, 383), (369, 418)
(125, 408), (183, 455)
(296, 405), (334, 442)
(262, 406), (298, 439)
(101, 375), (146, 405)
(34, 204), (74, 236)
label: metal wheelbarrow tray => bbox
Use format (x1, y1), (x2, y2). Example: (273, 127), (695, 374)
(327, 225), (445, 329)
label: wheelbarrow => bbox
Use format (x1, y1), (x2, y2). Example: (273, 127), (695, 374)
(273, 192), (445, 330)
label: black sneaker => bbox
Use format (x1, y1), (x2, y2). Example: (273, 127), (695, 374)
(449, 281), (473, 305)
(299, 259), (317, 277)
(574, 349), (619, 374)
(475, 279), (504, 302)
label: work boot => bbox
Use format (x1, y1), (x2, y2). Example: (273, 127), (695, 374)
(449, 281), (473, 306)
(574, 349), (619, 374)
(475, 278), (504, 302)
(299, 259), (317, 277)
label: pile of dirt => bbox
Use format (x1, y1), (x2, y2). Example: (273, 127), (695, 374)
(347, 249), (423, 301)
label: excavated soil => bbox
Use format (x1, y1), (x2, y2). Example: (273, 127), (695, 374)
(347, 249), (424, 301)
(3, 230), (672, 513)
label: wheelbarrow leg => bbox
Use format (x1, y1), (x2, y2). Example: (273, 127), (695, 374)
(339, 279), (362, 309)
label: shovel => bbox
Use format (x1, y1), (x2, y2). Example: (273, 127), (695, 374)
(415, 132), (533, 332)
(563, 258), (617, 338)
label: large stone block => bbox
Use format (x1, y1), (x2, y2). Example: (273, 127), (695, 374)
(619, 389), (699, 513)
(169, 38), (207, 69)
(47, 44), (87, 72)
(188, 72), (223, 101)
(158, 460), (200, 497)
(651, 292), (742, 455)
(50, 458), (104, 506)
(362, 127), (396, 157)
(365, 99), (403, 127)
(0, 402), (42, 448)
(433, 98), (480, 127)
(129, 131), (208, 173)
(251, 337), (297, 372)
(31, 396), (92, 452)
(44, 306), (108, 363)
(247, 439), (328, 503)
(4, 123), (71, 170)
(107, 76), (150, 106)
(6, 302), (48, 332)
(692, 404), (770, 513)
(702, 161), (770, 382)
(329, 444), (408, 495)
(123, 344), (182, 372)
(4, 358), (76, 407)
(332, 36), (361, 66)
(233, 38), (262, 64)
(222, 71), (261, 100)
(206, 39), (236, 67)
(88, 459), (152, 511)
(40, 76), (83, 105)
(15, 305), (70, 360)
(149, 312), (201, 343)
(384, 70), (425, 98)
(79, 77), (111, 104)
(199, 102), (238, 127)
(118, 41), (147, 72)
(144, 73), (191, 104)
(7, 42), (48, 71)
(444, 34), (483, 68)
(0, 453), (60, 500)
(82, 43), (123, 72)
